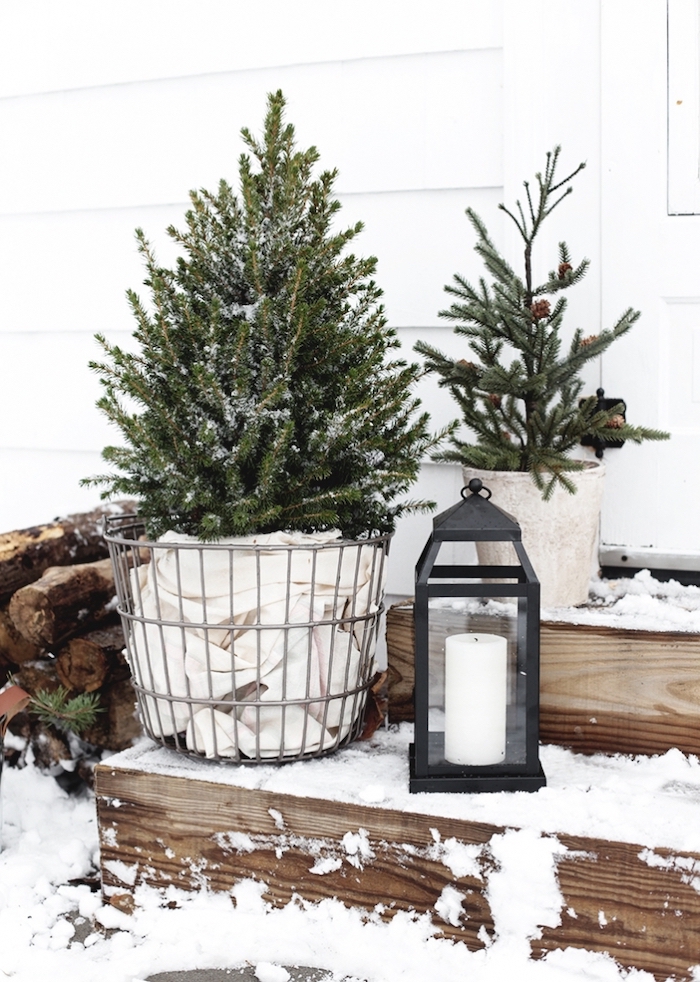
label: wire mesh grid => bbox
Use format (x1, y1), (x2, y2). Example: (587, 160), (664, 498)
(104, 515), (390, 763)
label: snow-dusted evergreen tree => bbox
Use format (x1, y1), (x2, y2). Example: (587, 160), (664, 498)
(415, 146), (668, 498)
(85, 91), (440, 540)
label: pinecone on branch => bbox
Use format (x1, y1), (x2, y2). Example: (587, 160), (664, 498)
(414, 144), (670, 497)
(530, 299), (551, 320)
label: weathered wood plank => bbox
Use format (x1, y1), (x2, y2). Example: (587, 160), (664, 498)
(95, 763), (496, 950)
(386, 603), (415, 723)
(386, 603), (700, 757)
(539, 622), (700, 756)
(535, 835), (700, 981)
(95, 754), (700, 980)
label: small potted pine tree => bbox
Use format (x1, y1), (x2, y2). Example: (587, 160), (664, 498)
(85, 91), (441, 761)
(415, 147), (668, 607)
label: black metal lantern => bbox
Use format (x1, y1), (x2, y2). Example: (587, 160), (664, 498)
(410, 478), (546, 793)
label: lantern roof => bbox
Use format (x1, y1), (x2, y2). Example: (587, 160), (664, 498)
(431, 478), (522, 542)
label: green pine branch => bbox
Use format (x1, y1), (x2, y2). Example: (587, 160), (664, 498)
(415, 146), (669, 496)
(12, 682), (103, 736)
(84, 90), (442, 539)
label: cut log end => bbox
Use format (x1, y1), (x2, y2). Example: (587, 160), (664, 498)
(8, 558), (116, 647)
(0, 500), (136, 600)
(55, 623), (128, 693)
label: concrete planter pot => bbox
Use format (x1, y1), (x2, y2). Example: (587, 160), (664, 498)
(461, 462), (606, 608)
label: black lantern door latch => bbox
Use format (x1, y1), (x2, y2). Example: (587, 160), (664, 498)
(580, 387), (626, 458)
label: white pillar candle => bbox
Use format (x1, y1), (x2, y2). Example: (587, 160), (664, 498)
(444, 632), (508, 766)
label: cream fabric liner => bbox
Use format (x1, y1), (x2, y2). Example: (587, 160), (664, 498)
(128, 530), (383, 758)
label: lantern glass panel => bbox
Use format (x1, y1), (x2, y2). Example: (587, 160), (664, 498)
(422, 542), (532, 775)
(411, 480), (545, 793)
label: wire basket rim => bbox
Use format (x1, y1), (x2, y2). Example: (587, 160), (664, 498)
(103, 514), (393, 551)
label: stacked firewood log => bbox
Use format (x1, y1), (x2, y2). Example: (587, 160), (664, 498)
(0, 502), (142, 779)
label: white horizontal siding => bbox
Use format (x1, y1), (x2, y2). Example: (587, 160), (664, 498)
(0, 205), (188, 336)
(341, 187), (503, 329)
(0, 331), (130, 452)
(0, 0), (503, 97)
(0, 325), (471, 454)
(0, 11), (504, 592)
(0, 49), (502, 215)
(0, 187), (503, 336)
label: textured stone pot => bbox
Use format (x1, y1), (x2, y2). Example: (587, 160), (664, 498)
(461, 462), (606, 608)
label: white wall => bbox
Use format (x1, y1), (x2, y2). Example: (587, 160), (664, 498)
(3, 0), (692, 597)
(597, 0), (700, 561)
(0, 0), (504, 599)
(499, 1), (700, 571)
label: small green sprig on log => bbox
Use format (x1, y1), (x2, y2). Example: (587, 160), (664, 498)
(18, 683), (102, 736)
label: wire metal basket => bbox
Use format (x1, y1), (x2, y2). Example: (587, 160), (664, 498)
(104, 515), (390, 763)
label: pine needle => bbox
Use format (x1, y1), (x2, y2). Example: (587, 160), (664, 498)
(29, 686), (103, 736)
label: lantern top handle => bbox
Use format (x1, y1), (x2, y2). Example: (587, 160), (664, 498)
(462, 478), (492, 500)
(430, 477), (521, 541)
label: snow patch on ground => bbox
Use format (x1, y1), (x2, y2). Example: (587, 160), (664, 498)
(254, 963), (290, 982)
(0, 732), (697, 980)
(427, 569), (700, 633)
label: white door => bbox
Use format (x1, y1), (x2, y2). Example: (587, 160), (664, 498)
(597, 0), (700, 571)
(500, 0), (699, 576)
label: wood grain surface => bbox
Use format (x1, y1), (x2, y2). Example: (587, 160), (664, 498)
(9, 557), (116, 647)
(538, 621), (700, 755)
(96, 757), (700, 980)
(96, 763), (497, 949)
(386, 603), (700, 757)
(535, 834), (700, 980)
